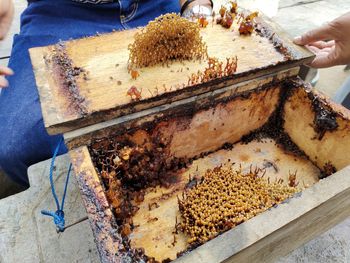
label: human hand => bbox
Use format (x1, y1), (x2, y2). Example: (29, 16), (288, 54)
(0, 0), (14, 88)
(0, 66), (13, 88)
(293, 12), (350, 68)
(0, 0), (14, 40)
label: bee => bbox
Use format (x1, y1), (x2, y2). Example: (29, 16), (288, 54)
(127, 86), (142, 101)
(130, 69), (140, 80)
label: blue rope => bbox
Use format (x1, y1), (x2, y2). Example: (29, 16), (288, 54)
(41, 137), (72, 233)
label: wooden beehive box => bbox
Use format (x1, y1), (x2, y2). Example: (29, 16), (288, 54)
(29, 13), (350, 263)
(29, 16), (311, 135)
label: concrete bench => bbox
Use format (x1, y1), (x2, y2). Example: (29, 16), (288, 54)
(0, 155), (100, 262)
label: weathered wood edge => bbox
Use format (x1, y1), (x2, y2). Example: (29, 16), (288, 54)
(174, 165), (350, 263)
(64, 67), (299, 149)
(29, 47), (79, 130)
(256, 14), (314, 62)
(69, 147), (121, 263)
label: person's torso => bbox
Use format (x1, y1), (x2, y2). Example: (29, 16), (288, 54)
(72, 0), (114, 3)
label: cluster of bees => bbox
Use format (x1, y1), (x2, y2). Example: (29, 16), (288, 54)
(215, 1), (258, 35)
(188, 56), (238, 86)
(216, 1), (238, 28)
(91, 136), (191, 240)
(238, 11), (259, 35)
(178, 167), (299, 244)
(126, 7), (258, 100)
(128, 13), (208, 76)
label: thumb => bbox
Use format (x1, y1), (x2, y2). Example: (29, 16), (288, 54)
(293, 24), (334, 46)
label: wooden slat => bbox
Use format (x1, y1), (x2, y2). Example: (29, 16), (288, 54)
(284, 86), (350, 171)
(30, 17), (313, 135)
(69, 146), (120, 263)
(64, 67), (300, 148)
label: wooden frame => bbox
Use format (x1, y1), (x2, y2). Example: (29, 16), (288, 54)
(29, 16), (313, 135)
(71, 149), (350, 263)
(68, 73), (350, 262)
(71, 152), (350, 263)
(64, 67), (299, 148)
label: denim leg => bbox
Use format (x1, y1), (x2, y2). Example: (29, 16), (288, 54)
(0, 2), (122, 186)
(122, 0), (180, 28)
(0, 0), (181, 186)
(0, 35), (68, 187)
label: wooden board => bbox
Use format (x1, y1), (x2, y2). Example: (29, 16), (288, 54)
(129, 139), (320, 262)
(69, 78), (350, 263)
(284, 86), (350, 171)
(30, 16), (313, 135)
(71, 145), (350, 263)
(70, 147), (120, 263)
(64, 67), (299, 149)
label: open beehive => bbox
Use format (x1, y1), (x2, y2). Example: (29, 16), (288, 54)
(29, 11), (350, 263)
(65, 75), (350, 263)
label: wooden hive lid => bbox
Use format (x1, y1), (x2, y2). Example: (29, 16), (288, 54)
(29, 15), (314, 135)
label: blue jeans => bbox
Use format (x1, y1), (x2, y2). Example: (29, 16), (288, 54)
(0, 0), (180, 187)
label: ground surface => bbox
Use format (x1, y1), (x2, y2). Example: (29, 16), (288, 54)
(1, 0), (350, 262)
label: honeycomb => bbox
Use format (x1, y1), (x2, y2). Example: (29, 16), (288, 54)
(178, 166), (298, 244)
(128, 13), (208, 71)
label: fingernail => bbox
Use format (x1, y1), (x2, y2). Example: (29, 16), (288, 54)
(293, 36), (302, 45)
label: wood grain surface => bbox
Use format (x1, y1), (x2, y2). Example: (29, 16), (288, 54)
(29, 16), (313, 135)
(129, 139), (320, 262)
(68, 78), (350, 263)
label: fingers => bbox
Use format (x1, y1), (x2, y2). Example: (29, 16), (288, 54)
(0, 66), (13, 88)
(293, 23), (334, 46)
(309, 53), (336, 68)
(0, 65), (13, 76)
(306, 45), (333, 55)
(306, 46), (337, 68)
(306, 45), (321, 54)
(0, 76), (9, 88)
(309, 40), (335, 49)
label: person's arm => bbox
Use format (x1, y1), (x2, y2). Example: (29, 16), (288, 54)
(0, 0), (14, 88)
(179, 0), (213, 17)
(179, 0), (212, 9)
(293, 12), (350, 68)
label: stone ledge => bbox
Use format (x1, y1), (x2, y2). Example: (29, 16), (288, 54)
(0, 154), (99, 263)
